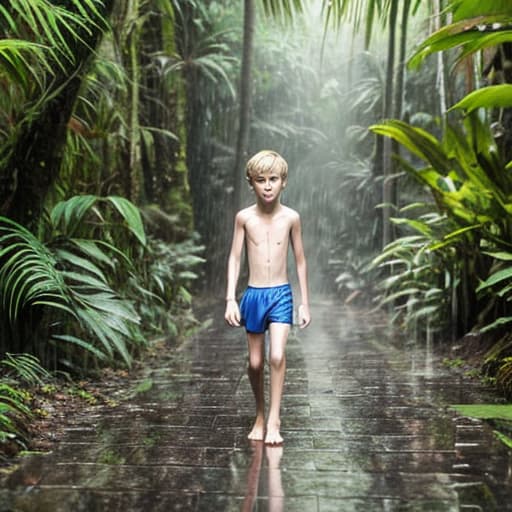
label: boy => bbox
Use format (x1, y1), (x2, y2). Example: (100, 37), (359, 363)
(224, 150), (311, 445)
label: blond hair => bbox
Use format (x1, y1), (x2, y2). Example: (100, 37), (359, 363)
(246, 150), (288, 184)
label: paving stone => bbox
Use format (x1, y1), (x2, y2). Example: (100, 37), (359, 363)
(1, 302), (512, 511)
(0, 489), (198, 512)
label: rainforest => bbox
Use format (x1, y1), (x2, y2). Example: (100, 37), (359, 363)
(2, 0), (512, 469)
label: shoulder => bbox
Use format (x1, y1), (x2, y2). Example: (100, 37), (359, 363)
(235, 205), (256, 225)
(281, 205), (300, 224)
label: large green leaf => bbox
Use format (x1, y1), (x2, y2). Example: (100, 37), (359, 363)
(51, 195), (97, 236)
(70, 239), (114, 268)
(429, 223), (483, 251)
(409, 15), (512, 69)
(456, 31), (512, 63)
(483, 251), (512, 261)
(477, 266), (512, 292)
(390, 217), (433, 237)
(51, 334), (108, 361)
(370, 120), (451, 174)
(450, 85), (512, 113)
(75, 307), (131, 366)
(451, 1), (512, 21)
(50, 195), (147, 248)
(55, 249), (108, 282)
(61, 270), (112, 291)
(479, 315), (512, 333)
(445, 120), (509, 211)
(106, 196), (146, 246)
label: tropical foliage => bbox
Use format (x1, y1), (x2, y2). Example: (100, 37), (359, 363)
(0, 380), (31, 452)
(0, 353), (51, 457)
(0, 0), (114, 226)
(0, 0), (209, 455)
(368, 0), (512, 394)
(0, 195), (145, 369)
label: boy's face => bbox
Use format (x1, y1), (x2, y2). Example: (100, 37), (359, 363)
(250, 170), (286, 204)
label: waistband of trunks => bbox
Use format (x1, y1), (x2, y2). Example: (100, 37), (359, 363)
(245, 283), (290, 291)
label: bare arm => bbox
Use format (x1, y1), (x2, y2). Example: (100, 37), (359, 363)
(225, 211), (245, 326)
(291, 213), (311, 328)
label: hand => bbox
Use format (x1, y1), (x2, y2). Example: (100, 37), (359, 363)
(298, 304), (311, 328)
(224, 299), (241, 327)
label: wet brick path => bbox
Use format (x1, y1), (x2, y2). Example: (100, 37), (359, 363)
(1, 301), (512, 511)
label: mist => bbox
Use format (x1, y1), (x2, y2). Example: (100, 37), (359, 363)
(191, 4), (393, 299)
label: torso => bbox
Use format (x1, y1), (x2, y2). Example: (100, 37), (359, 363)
(240, 204), (298, 287)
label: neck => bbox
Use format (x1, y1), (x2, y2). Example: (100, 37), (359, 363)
(257, 199), (281, 215)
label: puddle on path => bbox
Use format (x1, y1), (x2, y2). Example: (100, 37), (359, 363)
(1, 302), (511, 511)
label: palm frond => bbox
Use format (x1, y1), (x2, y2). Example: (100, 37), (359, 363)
(0, 194), (149, 368)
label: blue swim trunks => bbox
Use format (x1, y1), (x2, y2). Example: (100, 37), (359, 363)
(240, 283), (293, 334)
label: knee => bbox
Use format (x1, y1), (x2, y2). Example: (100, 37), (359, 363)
(248, 355), (264, 372)
(269, 351), (285, 370)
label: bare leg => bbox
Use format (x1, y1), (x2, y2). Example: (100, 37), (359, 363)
(265, 322), (290, 445)
(247, 332), (265, 440)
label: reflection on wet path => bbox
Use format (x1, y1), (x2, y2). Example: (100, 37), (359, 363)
(242, 442), (284, 512)
(1, 301), (512, 511)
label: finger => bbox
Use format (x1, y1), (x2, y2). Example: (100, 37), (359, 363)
(299, 318), (310, 329)
(227, 313), (239, 327)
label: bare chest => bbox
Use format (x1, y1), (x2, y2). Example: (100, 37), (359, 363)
(245, 217), (291, 249)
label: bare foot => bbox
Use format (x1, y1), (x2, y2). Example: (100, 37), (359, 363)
(248, 416), (265, 441)
(264, 420), (283, 445)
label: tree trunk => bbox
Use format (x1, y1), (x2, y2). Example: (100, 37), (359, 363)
(0, 0), (115, 228)
(433, 0), (447, 116)
(390, 0), (411, 209)
(381, 0), (399, 249)
(232, 0), (255, 211)
(127, 0), (143, 204)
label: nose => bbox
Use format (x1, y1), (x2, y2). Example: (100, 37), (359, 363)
(264, 180), (272, 189)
